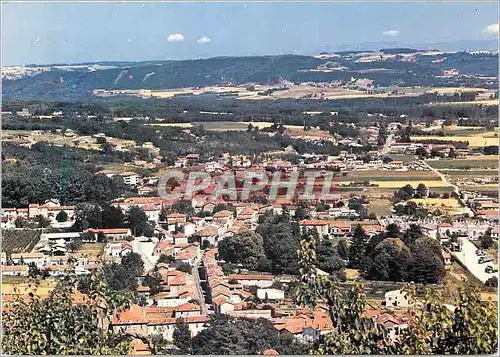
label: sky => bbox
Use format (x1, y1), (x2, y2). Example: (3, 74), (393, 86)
(2, 1), (499, 65)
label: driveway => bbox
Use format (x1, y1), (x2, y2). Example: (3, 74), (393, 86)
(451, 238), (498, 283)
(131, 239), (158, 271)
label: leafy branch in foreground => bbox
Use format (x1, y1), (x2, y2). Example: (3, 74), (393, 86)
(296, 231), (498, 355)
(2, 271), (135, 355)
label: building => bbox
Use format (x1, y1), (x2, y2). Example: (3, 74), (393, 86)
(119, 172), (139, 186)
(384, 290), (410, 308)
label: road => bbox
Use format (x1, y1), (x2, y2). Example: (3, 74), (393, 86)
(131, 239), (158, 271)
(193, 257), (208, 314)
(381, 133), (394, 155)
(451, 238), (498, 284)
(419, 159), (473, 216)
(419, 160), (460, 195)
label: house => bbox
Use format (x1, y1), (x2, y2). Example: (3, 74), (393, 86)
(153, 241), (175, 256)
(105, 241), (134, 258)
(142, 205), (160, 222)
(384, 290), (410, 308)
(84, 228), (132, 241)
(95, 170), (116, 179)
(376, 313), (409, 341)
(228, 274), (274, 288)
(2, 265), (29, 276)
(328, 220), (351, 237)
(274, 310), (333, 343)
(256, 288), (285, 302)
(119, 172), (139, 186)
(186, 153), (199, 161)
(442, 251), (452, 265)
(299, 219), (329, 237)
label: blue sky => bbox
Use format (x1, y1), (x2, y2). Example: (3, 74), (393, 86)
(2, 1), (499, 65)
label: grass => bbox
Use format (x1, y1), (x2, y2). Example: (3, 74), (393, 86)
(411, 135), (498, 147)
(410, 198), (461, 207)
(340, 170), (440, 182)
(441, 170), (498, 176)
(427, 158), (498, 170)
(368, 198), (394, 217)
(442, 262), (496, 303)
(345, 180), (451, 188)
(388, 154), (417, 164)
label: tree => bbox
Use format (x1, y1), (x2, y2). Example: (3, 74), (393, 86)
(296, 235), (498, 355)
(67, 238), (83, 253)
(409, 245), (445, 284)
(143, 270), (163, 296)
(398, 285), (497, 354)
(126, 206), (148, 236)
(385, 223), (401, 238)
(173, 318), (192, 354)
(316, 237), (346, 280)
(101, 204), (124, 229)
(27, 262), (42, 278)
(56, 210), (69, 222)
(103, 262), (138, 292)
(255, 211), (300, 274)
(33, 215), (51, 228)
(336, 238), (349, 260)
(403, 224), (423, 246)
(218, 231), (266, 271)
(367, 238), (411, 282)
(414, 183), (429, 198)
(157, 254), (175, 264)
(177, 263), (192, 274)
(479, 228), (493, 249)
(415, 147), (429, 158)
(121, 252), (145, 278)
(73, 203), (103, 231)
(2, 272), (134, 355)
(348, 225), (368, 269)
(394, 184), (415, 201)
(191, 314), (309, 355)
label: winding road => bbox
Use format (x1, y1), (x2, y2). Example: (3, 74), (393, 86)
(193, 257), (208, 314)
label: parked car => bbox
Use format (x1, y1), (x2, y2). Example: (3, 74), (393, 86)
(485, 265), (498, 274)
(478, 256), (494, 264)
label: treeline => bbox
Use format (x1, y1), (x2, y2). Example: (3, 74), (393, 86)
(349, 224), (446, 284)
(2, 143), (130, 207)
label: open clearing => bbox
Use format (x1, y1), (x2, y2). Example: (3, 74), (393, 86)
(410, 135), (498, 147)
(342, 170), (439, 182)
(425, 99), (499, 107)
(148, 121), (305, 131)
(427, 157), (498, 170)
(342, 180), (451, 189)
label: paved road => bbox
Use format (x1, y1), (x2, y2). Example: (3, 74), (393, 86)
(381, 133), (394, 155)
(131, 240), (158, 271)
(193, 257), (208, 314)
(451, 238), (498, 283)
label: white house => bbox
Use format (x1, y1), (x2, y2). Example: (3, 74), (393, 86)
(257, 288), (285, 302)
(385, 290), (410, 308)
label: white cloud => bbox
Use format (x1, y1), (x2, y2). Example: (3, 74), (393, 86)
(482, 23), (499, 35)
(197, 36), (211, 44)
(381, 29), (399, 37)
(167, 33), (185, 42)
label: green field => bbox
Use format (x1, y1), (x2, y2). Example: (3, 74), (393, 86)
(428, 159), (498, 170)
(441, 170), (498, 176)
(339, 170), (439, 182)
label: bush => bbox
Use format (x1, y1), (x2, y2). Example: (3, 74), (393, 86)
(485, 276), (498, 288)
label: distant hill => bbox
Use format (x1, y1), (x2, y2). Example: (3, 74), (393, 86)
(2, 50), (498, 101)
